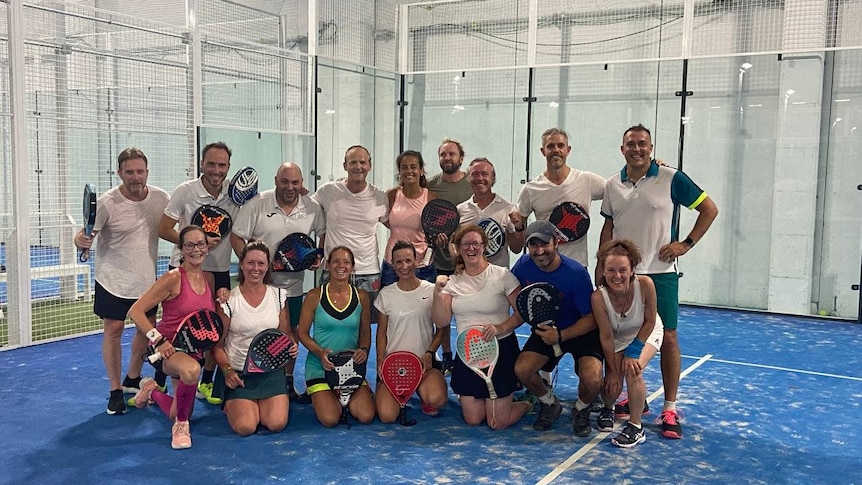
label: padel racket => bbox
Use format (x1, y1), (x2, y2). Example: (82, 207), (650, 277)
(421, 199), (460, 245)
(477, 217), (505, 259)
(273, 232), (322, 272)
(456, 326), (499, 399)
(325, 350), (367, 428)
(228, 166), (259, 206)
(242, 328), (294, 374)
(549, 202), (590, 242)
(191, 204), (233, 239)
(517, 282), (563, 357)
(79, 183), (97, 262)
(380, 351), (423, 426)
(148, 309), (223, 363)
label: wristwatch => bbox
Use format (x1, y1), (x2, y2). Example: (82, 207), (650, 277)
(682, 237), (695, 248)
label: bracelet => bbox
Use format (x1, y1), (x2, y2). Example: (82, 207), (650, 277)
(624, 339), (645, 359)
(222, 366), (234, 374)
(425, 350), (435, 356)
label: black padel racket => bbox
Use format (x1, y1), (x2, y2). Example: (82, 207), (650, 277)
(273, 232), (322, 272)
(191, 204), (233, 239)
(421, 199), (460, 244)
(516, 282), (563, 357)
(148, 309), (223, 363)
(549, 202), (590, 243)
(80, 183), (97, 262)
(325, 350), (367, 428)
(380, 351), (423, 426)
(243, 328), (294, 374)
(228, 166), (259, 206)
(477, 217), (506, 259)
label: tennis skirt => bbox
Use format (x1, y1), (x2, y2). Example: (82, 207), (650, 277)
(214, 369), (287, 402)
(450, 332), (520, 399)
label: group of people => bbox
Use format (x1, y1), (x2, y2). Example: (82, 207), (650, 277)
(74, 124), (717, 450)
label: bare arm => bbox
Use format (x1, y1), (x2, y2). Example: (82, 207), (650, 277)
(659, 196), (719, 262)
(229, 232), (246, 259)
(354, 290), (372, 364)
(431, 276), (453, 329)
(159, 214), (180, 245)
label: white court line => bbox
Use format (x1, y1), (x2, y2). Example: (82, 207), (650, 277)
(697, 356), (862, 382)
(535, 354), (713, 485)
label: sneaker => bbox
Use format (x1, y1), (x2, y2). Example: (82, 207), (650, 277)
(121, 375), (142, 394)
(660, 409), (683, 439)
(572, 405), (591, 437)
(597, 407), (615, 432)
(533, 396), (562, 431)
(197, 382), (222, 405)
(134, 377), (157, 409)
(420, 400), (439, 417)
(612, 421), (646, 448)
(539, 370), (553, 389)
(590, 396), (604, 413)
(107, 389), (126, 415)
(614, 398), (649, 419)
(441, 352), (454, 375)
(518, 392), (539, 415)
(296, 391), (312, 404)
(171, 420), (192, 449)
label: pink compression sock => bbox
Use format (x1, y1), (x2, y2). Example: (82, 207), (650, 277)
(175, 381), (197, 422)
(151, 389), (173, 418)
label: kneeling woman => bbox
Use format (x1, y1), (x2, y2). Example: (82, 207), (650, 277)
(298, 246), (375, 427)
(129, 225), (214, 450)
(211, 240), (299, 436)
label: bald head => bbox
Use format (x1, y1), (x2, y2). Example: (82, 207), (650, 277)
(274, 162), (304, 206)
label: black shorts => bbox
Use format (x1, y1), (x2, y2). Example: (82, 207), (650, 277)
(521, 328), (604, 373)
(94, 281), (157, 321)
(450, 333), (520, 399)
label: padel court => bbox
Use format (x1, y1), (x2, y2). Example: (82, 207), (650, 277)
(1, 305), (858, 484)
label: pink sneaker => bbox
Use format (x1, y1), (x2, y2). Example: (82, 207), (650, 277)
(133, 377), (157, 409)
(171, 420), (192, 449)
(420, 400), (439, 417)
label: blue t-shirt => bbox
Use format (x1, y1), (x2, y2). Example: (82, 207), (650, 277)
(511, 253), (593, 330)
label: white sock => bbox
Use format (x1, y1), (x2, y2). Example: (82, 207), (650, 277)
(663, 400), (677, 412)
(574, 399), (589, 411)
(629, 421), (642, 429)
(538, 390), (555, 405)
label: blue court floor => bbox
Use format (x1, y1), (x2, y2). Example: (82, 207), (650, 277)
(0, 306), (859, 484)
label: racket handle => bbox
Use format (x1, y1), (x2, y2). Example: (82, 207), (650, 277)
(147, 351), (163, 363)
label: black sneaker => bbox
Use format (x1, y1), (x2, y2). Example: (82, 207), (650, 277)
(121, 375), (142, 394)
(285, 376), (300, 401)
(441, 352), (454, 375)
(596, 407), (615, 432)
(572, 405), (591, 437)
(107, 389), (126, 415)
(612, 421), (646, 448)
(614, 398), (649, 419)
(590, 396), (604, 413)
(296, 391), (312, 404)
(533, 396), (562, 431)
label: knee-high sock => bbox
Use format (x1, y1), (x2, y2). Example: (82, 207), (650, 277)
(175, 381), (197, 422)
(151, 389), (173, 418)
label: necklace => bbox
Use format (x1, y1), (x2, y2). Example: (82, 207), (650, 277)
(608, 284), (632, 318)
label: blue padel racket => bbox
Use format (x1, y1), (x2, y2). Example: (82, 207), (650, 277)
(273, 232), (322, 272)
(380, 351), (423, 426)
(147, 309), (223, 363)
(421, 199), (460, 245)
(325, 350), (367, 428)
(243, 328), (294, 374)
(228, 166), (259, 206)
(549, 202), (590, 243)
(516, 282), (563, 357)
(80, 183), (97, 262)
(191, 204), (233, 239)
(456, 326), (499, 399)
(477, 217), (505, 259)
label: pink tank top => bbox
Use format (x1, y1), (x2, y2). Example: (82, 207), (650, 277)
(384, 188), (430, 267)
(157, 267), (215, 341)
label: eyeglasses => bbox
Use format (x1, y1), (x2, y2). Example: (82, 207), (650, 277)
(182, 241), (207, 250)
(460, 241), (483, 249)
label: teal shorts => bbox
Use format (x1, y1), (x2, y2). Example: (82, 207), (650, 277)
(646, 272), (679, 330)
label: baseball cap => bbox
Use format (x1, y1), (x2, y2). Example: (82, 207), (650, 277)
(525, 220), (558, 244)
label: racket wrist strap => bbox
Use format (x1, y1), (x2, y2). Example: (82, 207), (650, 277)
(624, 339), (644, 359)
(146, 328), (163, 345)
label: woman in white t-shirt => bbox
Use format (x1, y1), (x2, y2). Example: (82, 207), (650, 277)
(432, 224), (533, 430)
(375, 241), (448, 422)
(211, 240), (299, 436)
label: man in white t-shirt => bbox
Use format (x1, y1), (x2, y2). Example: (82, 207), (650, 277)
(457, 157), (526, 268)
(159, 142), (241, 404)
(74, 148), (169, 416)
(230, 162), (325, 400)
(311, 145), (388, 305)
(517, 128), (606, 267)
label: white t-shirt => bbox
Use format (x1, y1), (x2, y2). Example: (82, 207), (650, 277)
(223, 285), (284, 371)
(442, 264), (520, 339)
(517, 168), (605, 266)
(373, 280), (436, 358)
(164, 177), (241, 272)
(232, 190), (325, 297)
(457, 194), (517, 268)
(311, 180), (388, 275)
(94, 184), (169, 299)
